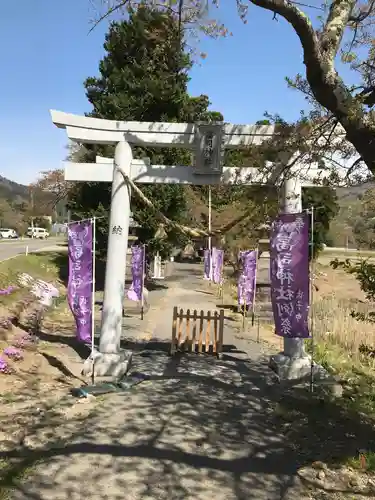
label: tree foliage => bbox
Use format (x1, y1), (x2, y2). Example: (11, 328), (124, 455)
(351, 188), (375, 249)
(190, 180), (338, 266)
(303, 187), (339, 258)
(68, 6), (223, 256)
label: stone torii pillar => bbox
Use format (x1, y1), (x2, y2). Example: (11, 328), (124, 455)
(99, 141), (132, 356)
(272, 176), (308, 379)
(50, 110), (348, 379)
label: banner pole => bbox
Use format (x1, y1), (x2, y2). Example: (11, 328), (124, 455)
(91, 217), (96, 386)
(239, 252), (245, 330)
(141, 244), (145, 320)
(309, 206), (315, 394)
(244, 300), (247, 330)
(67, 215), (106, 225)
(252, 247), (258, 327)
(91, 217), (96, 355)
(209, 247), (213, 286)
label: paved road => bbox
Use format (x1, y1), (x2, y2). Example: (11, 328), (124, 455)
(0, 237), (64, 262)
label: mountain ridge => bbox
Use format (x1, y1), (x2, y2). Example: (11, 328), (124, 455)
(0, 175), (29, 200)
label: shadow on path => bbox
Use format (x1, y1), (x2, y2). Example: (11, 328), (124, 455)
(1, 346), (375, 500)
(3, 264), (375, 499)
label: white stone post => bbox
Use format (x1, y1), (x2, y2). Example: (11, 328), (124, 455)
(153, 254), (158, 278)
(152, 252), (164, 279)
(90, 141), (133, 377)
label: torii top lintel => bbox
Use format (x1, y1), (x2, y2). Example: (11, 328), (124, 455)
(50, 110), (275, 149)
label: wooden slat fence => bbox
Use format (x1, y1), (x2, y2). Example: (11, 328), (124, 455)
(170, 307), (224, 358)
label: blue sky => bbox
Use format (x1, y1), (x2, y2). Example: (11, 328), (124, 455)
(0, 0), (354, 185)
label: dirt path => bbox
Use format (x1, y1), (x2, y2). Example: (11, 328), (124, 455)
(3, 263), (372, 500)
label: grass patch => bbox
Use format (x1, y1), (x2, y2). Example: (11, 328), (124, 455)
(0, 253), (67, 296)
(310, 294), (375, 470)
(346, 450), (375, 472)
(0, 252), (68, 317)
(0, 392), (18, 404)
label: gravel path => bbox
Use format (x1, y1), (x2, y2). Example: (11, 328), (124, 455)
(4, 263), (313, 500)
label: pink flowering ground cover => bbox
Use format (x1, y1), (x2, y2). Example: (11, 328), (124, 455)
(0, 356), (11, 374)
(3, 347), (23, 361)
(0, 285), (18, 296)
(12, 333), (38, 350)
(0, 293), (40, 373)
(0, 254), (64, 383)
(0, 283), (23, 307)
(0, 334), (38, 375)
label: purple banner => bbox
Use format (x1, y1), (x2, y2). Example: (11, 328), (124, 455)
(270, 213), (310, 338)
(67, 221), (93, 344)
(238, 250), (257, 306)
(212, 247), (224, 284)
(128, 245), (144, 302)
(203, 249), (211, 280)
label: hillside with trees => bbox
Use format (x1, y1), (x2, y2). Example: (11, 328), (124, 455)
(0, 176), (28, 201)
(327, 183), (375, 249)
(0, 175), (57, 233)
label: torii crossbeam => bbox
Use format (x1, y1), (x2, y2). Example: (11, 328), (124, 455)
(51, 110), (361, 380)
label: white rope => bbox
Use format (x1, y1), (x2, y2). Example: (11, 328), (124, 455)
(117, 166), (255, 239)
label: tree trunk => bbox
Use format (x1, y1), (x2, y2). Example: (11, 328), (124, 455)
(305, 59), (375, 174)
(248, 0), (375, 174)
(341, 122), (375, 174)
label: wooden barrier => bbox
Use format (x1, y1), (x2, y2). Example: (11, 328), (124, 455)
(170, 307), (224, 358)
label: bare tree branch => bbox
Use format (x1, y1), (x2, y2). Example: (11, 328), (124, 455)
(349, 0), (375, 23)
(89, 0), (129, 33)
(249, 0), (320, 63)
(321, 0), (357, 61)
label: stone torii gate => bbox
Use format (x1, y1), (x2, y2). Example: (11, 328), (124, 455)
(50, 110), (343, 379)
